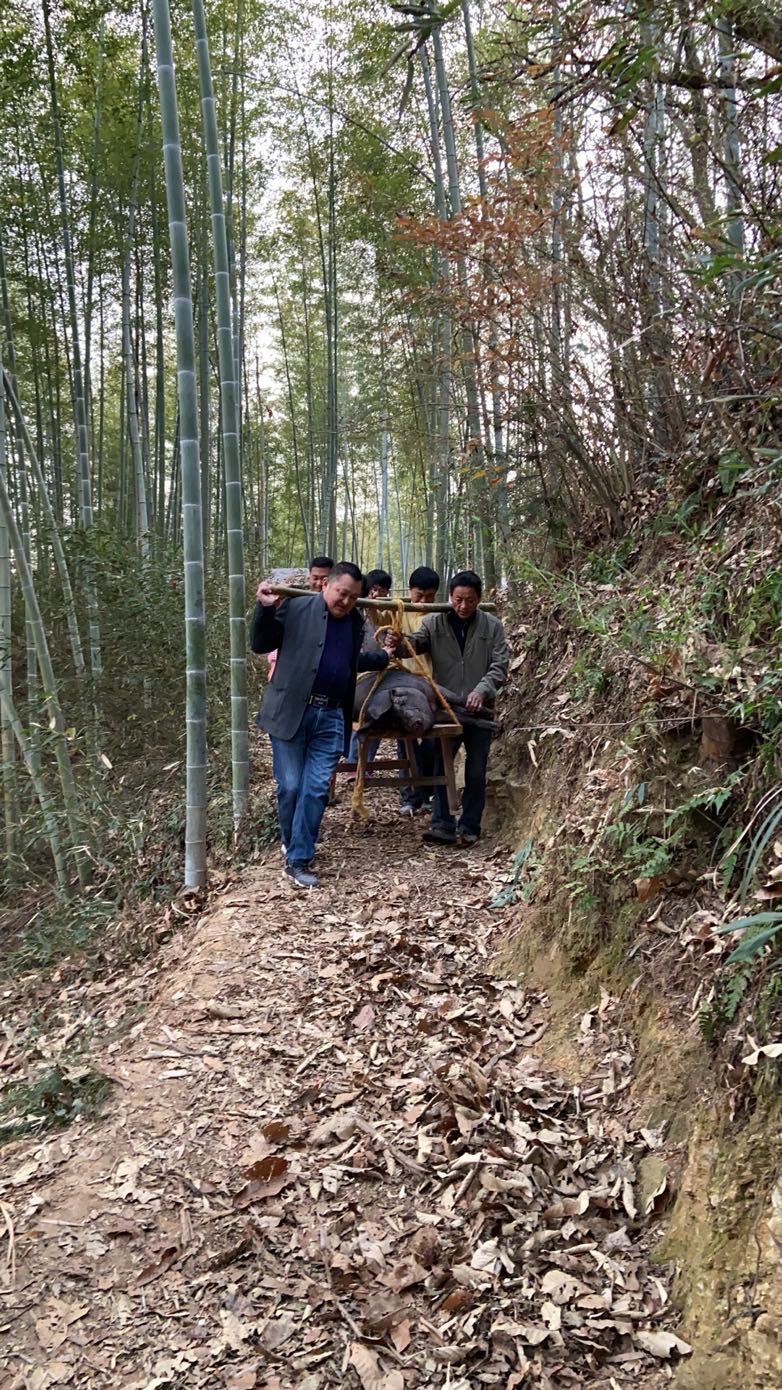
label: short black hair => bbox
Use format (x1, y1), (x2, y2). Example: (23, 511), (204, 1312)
(309, 555), (334, 571)
(409, 566), (440, 591)
(449, 569), (482, 597)
(330, 561), (363, 584)
(364, 568), (392, 594)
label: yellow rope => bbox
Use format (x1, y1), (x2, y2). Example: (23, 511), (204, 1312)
(350, 600), (458, 819)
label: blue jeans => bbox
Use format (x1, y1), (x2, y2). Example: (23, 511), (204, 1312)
(271, 706), (344, 867)
(432, 725), (492, 837)
(348, 730), (380, 765)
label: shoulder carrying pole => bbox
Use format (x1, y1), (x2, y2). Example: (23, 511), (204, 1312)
(264, 584), (497, 613)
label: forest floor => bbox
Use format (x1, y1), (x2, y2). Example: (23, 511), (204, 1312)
(0, 785), (687, 1390)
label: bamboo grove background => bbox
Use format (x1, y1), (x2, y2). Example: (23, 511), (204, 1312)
(0, 0), (780, 893)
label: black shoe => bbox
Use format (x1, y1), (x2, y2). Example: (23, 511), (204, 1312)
(285, 863), (319, 889)
(457, 829), (479, 846)
(422, 828), (457, 845)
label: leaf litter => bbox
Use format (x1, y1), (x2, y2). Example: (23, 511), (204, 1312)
(0, 790), (684, 1388)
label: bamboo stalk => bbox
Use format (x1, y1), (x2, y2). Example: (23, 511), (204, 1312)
(0, 344), (18, 878)
(153, 0), (208, 891)
(122, 13), (150, 559)
(0, 686), (69, 895)
(42, 0), (102, 680)
(192, 0), (249, 835)
(0, 463), (90, 885)
(263, 584), (496, 613)
(3, 370), (86, 682)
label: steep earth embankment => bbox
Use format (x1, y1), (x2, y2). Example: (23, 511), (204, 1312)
(485, 469), (782, 1389)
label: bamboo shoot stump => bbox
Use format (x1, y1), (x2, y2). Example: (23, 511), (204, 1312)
(338, 723), (463, 817)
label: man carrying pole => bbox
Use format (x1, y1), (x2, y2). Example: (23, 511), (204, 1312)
(387, 569), (509, 846)
(265, 556), (334, 683)
(252, 563), (389, 888)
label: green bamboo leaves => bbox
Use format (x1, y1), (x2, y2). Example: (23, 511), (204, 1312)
(152, 0), (208, 889)
(192, 0), (249, 836)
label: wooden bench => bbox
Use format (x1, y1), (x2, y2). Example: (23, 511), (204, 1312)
(337, 722), (463, 816)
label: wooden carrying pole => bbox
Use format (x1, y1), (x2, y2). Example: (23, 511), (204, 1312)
(265, 584), (497, 613)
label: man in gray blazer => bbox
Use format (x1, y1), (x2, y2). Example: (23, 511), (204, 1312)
(251, 563), (389, 888)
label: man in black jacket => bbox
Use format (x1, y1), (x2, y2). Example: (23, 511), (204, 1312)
(251, 562), (389, 888)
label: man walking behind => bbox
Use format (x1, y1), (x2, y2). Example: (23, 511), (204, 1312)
(391, 569), (509, 846)
(307, 555), (334, 591)
(252, 562), (389, 888)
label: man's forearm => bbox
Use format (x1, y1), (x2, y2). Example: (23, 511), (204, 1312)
(475, 636), (510, 699)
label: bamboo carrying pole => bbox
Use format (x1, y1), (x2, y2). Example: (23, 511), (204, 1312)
(264, 584), (496, 613)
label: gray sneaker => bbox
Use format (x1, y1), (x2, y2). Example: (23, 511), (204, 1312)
(285, 863), (319, 889)
(458, 830), (479, 846)
(422, 827), (457, 845)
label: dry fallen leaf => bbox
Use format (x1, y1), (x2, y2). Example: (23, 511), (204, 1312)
(409, 1226), (440, 1268)
(348, 1341), (404, 1390)
(220, 1308), (250, 1352)
(391, 1318), (411, 1353)
(353, 1003), (376, 1032)
(261, 1312), (297, 1350)
(225, 1368), (258, 1390)
(635, 1329), (693, 1358)
(741, 1041), (782, 1066)
(382, 1256), (428, 1292)
(136, 1245), (178, 1286)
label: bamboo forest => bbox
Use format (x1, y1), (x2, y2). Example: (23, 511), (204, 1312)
(2, 2), (782, 1386)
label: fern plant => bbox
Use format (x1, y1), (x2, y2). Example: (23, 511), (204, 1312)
(716, 787), (782, 964)
(715, 910), (782, 964)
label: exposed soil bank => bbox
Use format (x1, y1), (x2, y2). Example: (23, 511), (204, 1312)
(487, 692), (782, 1389)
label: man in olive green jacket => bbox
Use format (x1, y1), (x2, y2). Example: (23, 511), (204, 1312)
(393, 569), (509, 846)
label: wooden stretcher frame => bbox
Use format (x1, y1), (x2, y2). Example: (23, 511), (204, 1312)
(337, 723), (463, 816)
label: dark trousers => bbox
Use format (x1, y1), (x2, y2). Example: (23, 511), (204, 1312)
(399, 737), (436, 807)
(431, 724), (492, 837)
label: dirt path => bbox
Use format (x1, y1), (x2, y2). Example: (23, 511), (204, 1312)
(1, 794), (683, 1389)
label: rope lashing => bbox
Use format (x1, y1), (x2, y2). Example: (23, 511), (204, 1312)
(351, 599), (458, 819)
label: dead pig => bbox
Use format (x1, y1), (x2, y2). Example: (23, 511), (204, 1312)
(353, 669), (439, 736)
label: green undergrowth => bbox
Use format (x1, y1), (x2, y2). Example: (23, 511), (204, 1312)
(511, 453), (782, 745)
(0, 1064), (114, 1146)
(496, 453), (782, 1059)
(0, 779), (278, 979)
(1, 527), (279, 978)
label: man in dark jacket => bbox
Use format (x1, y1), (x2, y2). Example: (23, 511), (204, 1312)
(251, 562), (389, 888)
